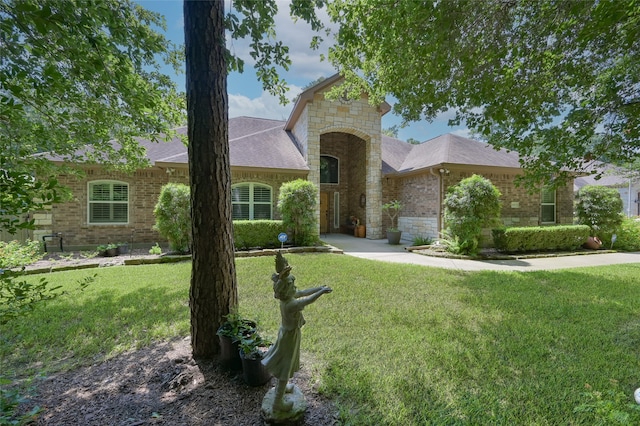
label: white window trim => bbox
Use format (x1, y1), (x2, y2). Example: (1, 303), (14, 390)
(231, 183), (273, 220)
(87, 180), (129, 225)
(320, 155), (340, 185)
(540, 188), (556, 224)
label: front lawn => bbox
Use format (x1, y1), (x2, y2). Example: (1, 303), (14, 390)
(2, 255), (640, 424)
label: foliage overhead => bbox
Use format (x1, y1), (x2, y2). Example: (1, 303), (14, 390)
(226, 0), (327, 104)
(0, 0), (185, 231)
(326, 0), (640, 188)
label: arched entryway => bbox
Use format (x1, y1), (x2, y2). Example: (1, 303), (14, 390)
(319, 132), (367, 234)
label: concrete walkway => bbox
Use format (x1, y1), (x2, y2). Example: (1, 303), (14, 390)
(321, 233), (640, 272)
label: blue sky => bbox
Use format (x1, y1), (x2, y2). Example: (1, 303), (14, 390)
(138, 0), (470, 142)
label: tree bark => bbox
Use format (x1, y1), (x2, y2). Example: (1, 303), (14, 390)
(184, 0), (238, 359)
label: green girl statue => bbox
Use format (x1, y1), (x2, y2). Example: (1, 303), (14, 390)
(262, 252), (332, 412)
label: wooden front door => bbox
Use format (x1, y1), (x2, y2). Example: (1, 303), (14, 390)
(320, 192), (329, 233)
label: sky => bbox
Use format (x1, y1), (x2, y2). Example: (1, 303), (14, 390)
(137, 0), (471, 142)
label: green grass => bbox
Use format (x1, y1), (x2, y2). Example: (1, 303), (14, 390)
(3, 255), (640, 424)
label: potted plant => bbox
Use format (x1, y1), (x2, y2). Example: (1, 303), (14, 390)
(97, 243), (119, 257)
(216, 312), (257, 370)
(116, 242), (129, 255)
(382, 200), (403, 244)
(238, 332), (272, 386)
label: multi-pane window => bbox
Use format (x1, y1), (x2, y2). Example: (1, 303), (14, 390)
(320, 155), (339, 184)
(88, 181), (129, 224)
(541, 188), (556, 224)
(231, 183), (272, 220)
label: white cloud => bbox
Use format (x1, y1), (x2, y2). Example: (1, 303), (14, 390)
(225, 0), (336, 84)
(451, 128), (474, 139)
(229, 84), (303, 120)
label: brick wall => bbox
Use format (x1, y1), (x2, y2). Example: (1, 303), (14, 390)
(382, 168), (575, 243)
(231, 169), (308, 220)
(319, 133), (367, 231)
(43, 166), (306, 249)
(46, 166), (188, 249)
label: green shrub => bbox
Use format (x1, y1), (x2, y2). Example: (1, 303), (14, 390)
(443, 175), (502, 255)
(492, 225), (591, 252)
(575, 185), (623, 236)
(412, 235), (433, 246)
(610, 217), (640, 251)
(153, 183), (191, 253)
(233, 220), (286, 249)
(0, 240), (43, 269)
(278, 179), (318, 246)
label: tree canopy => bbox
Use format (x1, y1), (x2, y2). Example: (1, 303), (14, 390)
(326, 0), (640, 187)
(0, 0), (184, 231)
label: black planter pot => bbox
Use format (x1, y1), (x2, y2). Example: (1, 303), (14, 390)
(386, 230), (402, 245)
(217, 319), (257, 370)
(218, 335), (242, 370)
(239, 351), (272, 386)
(104, 248), (118, 257)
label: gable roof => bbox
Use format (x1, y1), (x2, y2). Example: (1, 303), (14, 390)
(284, 73), (391, 130)
(382, 133), (522, 175)
(153, 117), (308, 171)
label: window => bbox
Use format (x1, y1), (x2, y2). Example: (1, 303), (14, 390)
(232, 183), (272, 220)
(88, 181), (129, 224)
(541, 188), (556, 223)
(320, 155), (339, 184)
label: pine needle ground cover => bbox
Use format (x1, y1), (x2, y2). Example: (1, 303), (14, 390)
(3, 256), (640, 424)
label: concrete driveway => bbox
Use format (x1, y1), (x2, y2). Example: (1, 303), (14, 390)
(321, 233), (640, 272)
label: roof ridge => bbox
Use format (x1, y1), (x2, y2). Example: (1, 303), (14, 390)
(444, 133), (452, 161)
(229, 124), (285, 142)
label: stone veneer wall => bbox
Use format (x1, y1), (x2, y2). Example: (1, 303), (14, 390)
(39, 166), (306, 249)
(290, 89), (384, 238)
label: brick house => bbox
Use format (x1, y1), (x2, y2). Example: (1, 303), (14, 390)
(33, 74), (574, 249)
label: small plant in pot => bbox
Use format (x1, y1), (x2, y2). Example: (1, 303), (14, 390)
(382, 200), (403, 244)
(216, 312), (257, 370)
(97, 243), (119, 257)
(238, 332), (272, 386)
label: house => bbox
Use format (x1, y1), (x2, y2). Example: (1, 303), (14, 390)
(32, 74), (575, 249)
(574, 167), (640, 217)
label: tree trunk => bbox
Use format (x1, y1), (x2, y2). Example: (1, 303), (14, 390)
(184, 0), (238, 359)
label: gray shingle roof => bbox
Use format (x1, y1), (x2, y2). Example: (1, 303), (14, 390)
(106, 117), (308, 171)
(383, 133), (522, 174)
(42, 117), (525, 175)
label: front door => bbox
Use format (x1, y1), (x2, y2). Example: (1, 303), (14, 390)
(320, 192), (329, 233)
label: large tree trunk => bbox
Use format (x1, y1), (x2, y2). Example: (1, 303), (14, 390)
(184, 0), (238, 359)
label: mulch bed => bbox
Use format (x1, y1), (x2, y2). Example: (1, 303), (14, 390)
(18, 337), (338, 425)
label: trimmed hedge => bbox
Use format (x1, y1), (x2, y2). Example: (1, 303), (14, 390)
(492, 225), (591, 253)
(233, 220), (287, 250)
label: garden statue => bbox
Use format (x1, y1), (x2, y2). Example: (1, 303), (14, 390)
(261, 252), (332, 423)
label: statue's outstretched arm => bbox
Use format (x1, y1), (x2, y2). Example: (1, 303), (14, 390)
(291, 286), (332, 310)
